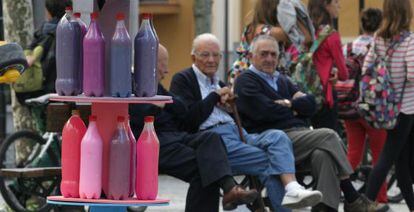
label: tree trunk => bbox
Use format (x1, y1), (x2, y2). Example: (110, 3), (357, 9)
(3, 0), (36, 131)
(193, 0), (212, 35)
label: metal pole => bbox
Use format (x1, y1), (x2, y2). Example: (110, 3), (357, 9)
(0, 0), (4, 140)
(224, 0), (229, 81)
(359, 0), (365, 34)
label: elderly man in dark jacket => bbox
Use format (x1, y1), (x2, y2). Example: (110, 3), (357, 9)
(233, 35), (378, 212)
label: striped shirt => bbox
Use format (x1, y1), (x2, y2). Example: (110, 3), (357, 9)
(362, 33), (414, 114)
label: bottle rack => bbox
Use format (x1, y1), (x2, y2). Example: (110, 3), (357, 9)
(47, 94), (172, 212)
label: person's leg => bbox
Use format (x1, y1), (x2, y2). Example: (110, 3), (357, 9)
(365, 114), (414, 202)
(159, 142), (219, 212)
(245, 128), (322, 209)
(393, 114), (414, 210)
(285, 128), (355, 210)
(182, 131), (233, 187)
(244, 129), (295, 176)
(208, 125), (286, 210)
(364, 120), (388, 203)
(344, 119), (366, 169)
(309, 149), (341, 210)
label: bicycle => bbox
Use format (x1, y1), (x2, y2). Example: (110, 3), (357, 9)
(0, 94), (90, 212)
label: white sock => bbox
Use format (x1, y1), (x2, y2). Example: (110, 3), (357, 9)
(285, 181), (303, 193)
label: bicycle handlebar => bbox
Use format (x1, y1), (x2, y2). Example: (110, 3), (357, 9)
(25, 93), (52, 106)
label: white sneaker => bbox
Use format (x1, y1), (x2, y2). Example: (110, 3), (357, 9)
(281, 188), (322, 209)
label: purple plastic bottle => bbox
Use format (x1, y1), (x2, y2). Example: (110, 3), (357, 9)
(134, 13), (158, 97)
(83, 12), (105, 97)
(149, 14), (159, 92)
(56, 7), (82, 96)
(108, 116), (131, 200)
(109, 13), (132, 97)
(74, 12), (87, 91)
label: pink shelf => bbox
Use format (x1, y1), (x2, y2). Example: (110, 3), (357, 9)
(47, 196), (169, 205)
(49, 93), (172, 104)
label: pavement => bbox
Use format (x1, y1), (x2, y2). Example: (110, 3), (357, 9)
(0, 175), (408, 212)
(146, 175), (409, 212)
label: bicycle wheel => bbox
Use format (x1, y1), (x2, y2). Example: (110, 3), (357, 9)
(0, 130), (60, 212)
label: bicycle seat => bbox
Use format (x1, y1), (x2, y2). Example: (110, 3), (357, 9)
(25, 93), (52, 106)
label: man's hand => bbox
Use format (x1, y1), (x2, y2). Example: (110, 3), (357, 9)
(330, 68), (338, 84)
(26, 55), (35, 67)
(215, 87), (233, 104)
(215, 86), (232, 96)
(274, 99), (292, 108)
(292, 91), (306, 100)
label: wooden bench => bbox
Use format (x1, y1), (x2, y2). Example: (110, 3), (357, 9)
(0, 167), (61, 178)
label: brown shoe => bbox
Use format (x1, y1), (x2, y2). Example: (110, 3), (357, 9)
(222, 185), (258, 210)
(344, 195), (377, 212)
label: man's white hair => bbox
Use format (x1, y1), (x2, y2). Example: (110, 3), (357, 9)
(249, 35), (280, 56)
(191, 33), (221, 55)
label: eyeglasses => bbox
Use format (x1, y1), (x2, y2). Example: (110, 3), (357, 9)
(195, 51), (222, 60)
(257, 51), (278, 59)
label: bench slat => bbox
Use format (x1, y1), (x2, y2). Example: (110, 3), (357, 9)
(0, 167), (61, 178)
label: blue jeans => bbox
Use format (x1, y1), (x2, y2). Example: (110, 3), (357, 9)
(207, 123), (295, 212)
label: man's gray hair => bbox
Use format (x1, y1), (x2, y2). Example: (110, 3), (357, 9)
(191, 33), (221, 55)
(249, 35), (280, 56)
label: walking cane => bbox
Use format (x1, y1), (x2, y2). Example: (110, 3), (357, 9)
(227, 96), (268, 212)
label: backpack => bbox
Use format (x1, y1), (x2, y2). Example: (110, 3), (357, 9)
(357, 32), (410, 129)
(291, 25), (334, 109)
(14, 23), (57, 105)
(12, 47), (44, 93)
(335, 42), (368, 119)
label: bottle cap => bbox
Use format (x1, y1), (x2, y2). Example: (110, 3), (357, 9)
(91, 12), (99, 20)
(65, 6), (73, 11)
(116, 12), (125, 21)
(141, 13), (151, 19)
(89, 115), (97, 121)
(71, 110), (80, 116)
(144, 116), (154, 123)
(117, 116), (125, 122)
(73, 13), (81, 18)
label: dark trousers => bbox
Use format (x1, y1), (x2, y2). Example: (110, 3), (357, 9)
(159, 131), (232, 212)
(365, 113), (414, 210)
(311, 92), (342, 135)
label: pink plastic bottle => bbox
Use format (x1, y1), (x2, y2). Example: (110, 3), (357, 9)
(136, 116), (159, 200)
(79, 115), (103, 199)
(126, 116), (136, 197)
(107, 116), (131, 200)
(60, 110), (86, 198)
(83, 12), (105, 97)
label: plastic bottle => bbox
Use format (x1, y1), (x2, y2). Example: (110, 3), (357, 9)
(125, 116), (136, 197)
(107, 116), (131, 200)
(60, 110), (87, 198)
(149, 14), (159, 91)
(73, 12), (87, 91)
(136, 116), (159, 200)
(83, 12), (105, 97)
(56, 7), (82, 96)
(109, 12), (132, 97)
(134, 13), (158, 97)
(79, 115), (103, 199)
